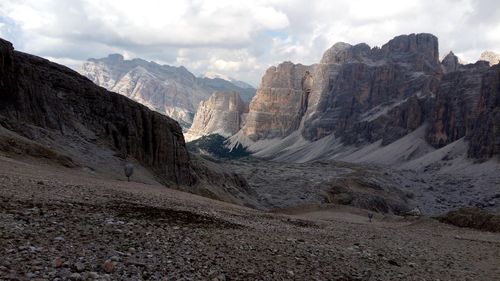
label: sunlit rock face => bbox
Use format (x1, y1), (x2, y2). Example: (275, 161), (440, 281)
(235, 33), (500, 161)
(242, 33), (441, 144)
(81, 55), (255, 128)
(185, 91), (248, 141)
(480, 51), (500, 66)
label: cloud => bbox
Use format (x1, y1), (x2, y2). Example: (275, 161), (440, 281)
(1, 0), (499, 85)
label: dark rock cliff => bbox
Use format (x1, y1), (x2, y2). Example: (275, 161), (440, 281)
(467, 64), (500, 158)
(0, 38), (196, 185)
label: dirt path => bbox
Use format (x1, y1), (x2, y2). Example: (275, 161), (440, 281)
(1, 156), (499, 280)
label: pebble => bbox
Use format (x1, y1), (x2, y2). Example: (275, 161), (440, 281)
(73, 262), (85, 272)
(408, 262), (417, 268)
(53, 257), (63, 268)
(54, 236), (65, 242)
(86, 271), (99, 279)
(110, 255), (120, 262)
(69, 272), (82, 280)
(102, 260), (116, 273)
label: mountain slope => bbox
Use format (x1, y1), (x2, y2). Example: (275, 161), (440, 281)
(81, 55), (255, 128)
(0, 38), (257, 206)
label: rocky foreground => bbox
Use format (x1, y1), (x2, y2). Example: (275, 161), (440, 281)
(1, 156), (499, 281)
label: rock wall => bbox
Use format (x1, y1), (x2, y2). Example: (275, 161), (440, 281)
(242, 62), (314, 140)
(81, 55), (255, 128)
(467, 64), (500, 158)
(0, 38), (195, 185)
(185, 91), (248, 141)
(241, 33), (442, 145)
(236, 33), (500, 160)
(426, 62), (490, 147)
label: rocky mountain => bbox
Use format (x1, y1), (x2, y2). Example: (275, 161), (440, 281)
(441, 51), (462, 73)
(0, 38), (258, 206)
(480, 50), (500, 66)
(227, 33), (500, 165)
(203, 72), (256, 91)
(185, 91), (248, 141)
(80, 55), (256, 128)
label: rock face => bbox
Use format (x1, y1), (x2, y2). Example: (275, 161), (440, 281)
(467, 64), (500, 158)
(0, 38), (195, 185)
(480, 51), (500, 66)
(426, 61), (490, 148)
(232, 33), (500, 161)
(441, 51), (462, 73)
(185, 92), (248, 141)
(0, 38), (259, 206)
(81, 55), (255, 128)
(242, 62), (315, 140)
(241, 33), (441, 144)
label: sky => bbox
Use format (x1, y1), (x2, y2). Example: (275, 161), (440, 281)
(1, 0), (499, 86)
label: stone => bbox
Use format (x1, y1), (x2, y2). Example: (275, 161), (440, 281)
(101, 259), (116, 273)
(211, 273), (226, 281)
(69, 272), (83, 280)
(86, 272), (99, 279)
(73, 262), (85, 272)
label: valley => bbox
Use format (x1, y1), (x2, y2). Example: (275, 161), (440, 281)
(0, 10), (499, 279)
(1, 156), (499, 280)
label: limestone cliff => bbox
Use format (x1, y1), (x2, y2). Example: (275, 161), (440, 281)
(185, 92), (248, 141)
(81, 55), (255, 128)
(240, 33), (441, 145)
(232, 33), (500, 162)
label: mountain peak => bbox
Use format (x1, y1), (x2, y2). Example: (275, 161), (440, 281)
(107, 53), (124, 61)
(441, 51), (461, 73)
(320, 42), (353, 64)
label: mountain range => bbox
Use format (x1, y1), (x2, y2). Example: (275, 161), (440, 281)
(1, 33), (500, 280)
(188, 34), (500, 169)
(80, 55), (256, 129)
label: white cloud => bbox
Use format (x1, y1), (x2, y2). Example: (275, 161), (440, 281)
(1, 0), (500, 85)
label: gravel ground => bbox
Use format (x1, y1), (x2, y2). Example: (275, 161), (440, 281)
(222, 158), (500, 215)
(1, 156), (500, 280)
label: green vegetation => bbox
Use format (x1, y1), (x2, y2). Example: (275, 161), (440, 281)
(187, 134), (250, 159)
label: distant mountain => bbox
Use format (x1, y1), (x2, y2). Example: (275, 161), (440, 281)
(80, 55), (256, 128)
(185, 91), (248, 142)
(0, 37), (256, 205)
(139, 34), (499, 168)
(203, 72), (256, 90)
(216, 33), (500, 166)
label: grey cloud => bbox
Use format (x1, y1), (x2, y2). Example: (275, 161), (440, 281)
(1, 0), (499, 85)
